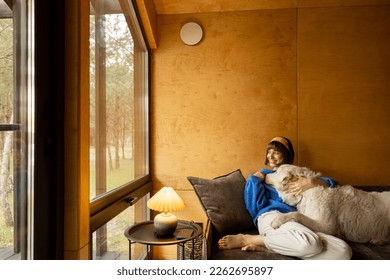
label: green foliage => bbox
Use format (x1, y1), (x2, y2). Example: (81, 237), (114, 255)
(0, 193), (13, 248)
(0, 19), (13, 123)
(0, 213), (13, 247)
(89, 147), (135, 199)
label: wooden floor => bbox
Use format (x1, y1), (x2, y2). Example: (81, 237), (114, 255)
(0, 247), (127, 260)
(1, 245), (130, 260)
(0, 247), (20, 260)
(93, 251), (128, 260)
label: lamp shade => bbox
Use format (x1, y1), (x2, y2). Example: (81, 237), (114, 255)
(147, 186), (185, 213)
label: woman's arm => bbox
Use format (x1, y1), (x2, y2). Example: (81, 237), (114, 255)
(286, 176), (338, 197)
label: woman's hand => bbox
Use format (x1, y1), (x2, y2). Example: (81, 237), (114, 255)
(286, 177), (327, 197)
(253, 171), (266, 181)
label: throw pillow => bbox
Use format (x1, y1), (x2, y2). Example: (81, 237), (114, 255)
(187, 169), (255, 235)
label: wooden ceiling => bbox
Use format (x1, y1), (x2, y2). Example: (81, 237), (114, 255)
(153, 0), (390, 14)
(136, 0), (390, 48)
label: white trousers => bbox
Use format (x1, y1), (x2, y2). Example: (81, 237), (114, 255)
(258, 211), (352, 260)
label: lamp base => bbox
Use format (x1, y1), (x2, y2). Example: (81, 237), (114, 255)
(154, 212), (178, 237)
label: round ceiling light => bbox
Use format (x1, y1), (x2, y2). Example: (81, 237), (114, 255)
(180, 22), (203, 46)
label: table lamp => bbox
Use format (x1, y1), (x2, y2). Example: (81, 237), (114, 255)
(147, 186), (185, 237)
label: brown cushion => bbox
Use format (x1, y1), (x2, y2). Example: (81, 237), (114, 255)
(188, 170), (255, 235)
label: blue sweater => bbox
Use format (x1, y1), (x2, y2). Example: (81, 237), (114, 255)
(244, 168), (337, 226)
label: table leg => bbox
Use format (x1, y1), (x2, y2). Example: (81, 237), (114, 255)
(129, 241), (132, 260)
(191, 238), (195, 260)
(147, 245), (152, 260)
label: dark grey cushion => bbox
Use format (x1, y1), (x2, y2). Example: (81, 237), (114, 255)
(188, 170), (255, 235)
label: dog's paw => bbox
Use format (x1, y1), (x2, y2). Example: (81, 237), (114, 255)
(241, 244), (270, 252)
(270, 219), (283, 229)
(370, 239), (386, 245)
(271, 214), (292, 229)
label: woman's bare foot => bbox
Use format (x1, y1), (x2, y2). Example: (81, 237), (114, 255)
(218, 234), (246, 249)
(218, 234), (265, 250)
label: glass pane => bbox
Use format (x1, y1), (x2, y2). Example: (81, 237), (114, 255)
(89, 0), (149, 260)
(92, 196), (148, 260)
(0, 131), (17, 260)
(0, 0), (33, 260)
(90, 0), (148, 200)
(0, 2), (15, 260)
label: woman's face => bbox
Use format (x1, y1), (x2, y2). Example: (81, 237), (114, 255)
(266, 148), (285, 169)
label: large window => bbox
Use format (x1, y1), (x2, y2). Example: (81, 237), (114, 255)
(0, 0), (150, 260)
(89, 0), (150, 260)
(0, 0), (34, 260)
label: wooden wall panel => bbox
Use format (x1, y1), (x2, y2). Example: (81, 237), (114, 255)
(152, 9), (297, 185)
(151, 9), (297, 258)
(298, 6), (390, 185)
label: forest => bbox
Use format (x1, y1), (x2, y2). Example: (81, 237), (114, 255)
(0, 18), (13, 247)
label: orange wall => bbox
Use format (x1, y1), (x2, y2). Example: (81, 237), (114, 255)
(151, 5), (390, 258)
(298, 7), (390, 185)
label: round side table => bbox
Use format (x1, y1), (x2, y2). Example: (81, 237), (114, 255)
(124, 220), (202, 260)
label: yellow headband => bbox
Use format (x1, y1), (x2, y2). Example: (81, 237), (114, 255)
(270, 136), (290, 151)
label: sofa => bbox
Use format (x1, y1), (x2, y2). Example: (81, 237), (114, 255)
(188, 169), (390, 260)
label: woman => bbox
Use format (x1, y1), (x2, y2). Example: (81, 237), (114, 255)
(218, 136), (352, 259)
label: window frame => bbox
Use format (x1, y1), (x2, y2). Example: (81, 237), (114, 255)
(90, 175), (152, 232)
(88, 0), (151, 240)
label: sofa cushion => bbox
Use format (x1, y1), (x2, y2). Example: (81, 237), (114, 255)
(188, 169), (255, 235)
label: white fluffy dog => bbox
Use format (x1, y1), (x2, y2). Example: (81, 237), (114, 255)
(265, 164), (390, 245)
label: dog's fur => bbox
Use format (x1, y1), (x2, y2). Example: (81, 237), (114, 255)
(265, 164), (390, 245)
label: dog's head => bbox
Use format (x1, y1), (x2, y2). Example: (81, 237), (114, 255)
(265, 164), (321, 205)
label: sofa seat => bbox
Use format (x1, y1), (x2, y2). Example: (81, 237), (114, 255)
(205, 221), (390, 260)
(348, 242), (390, 260)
